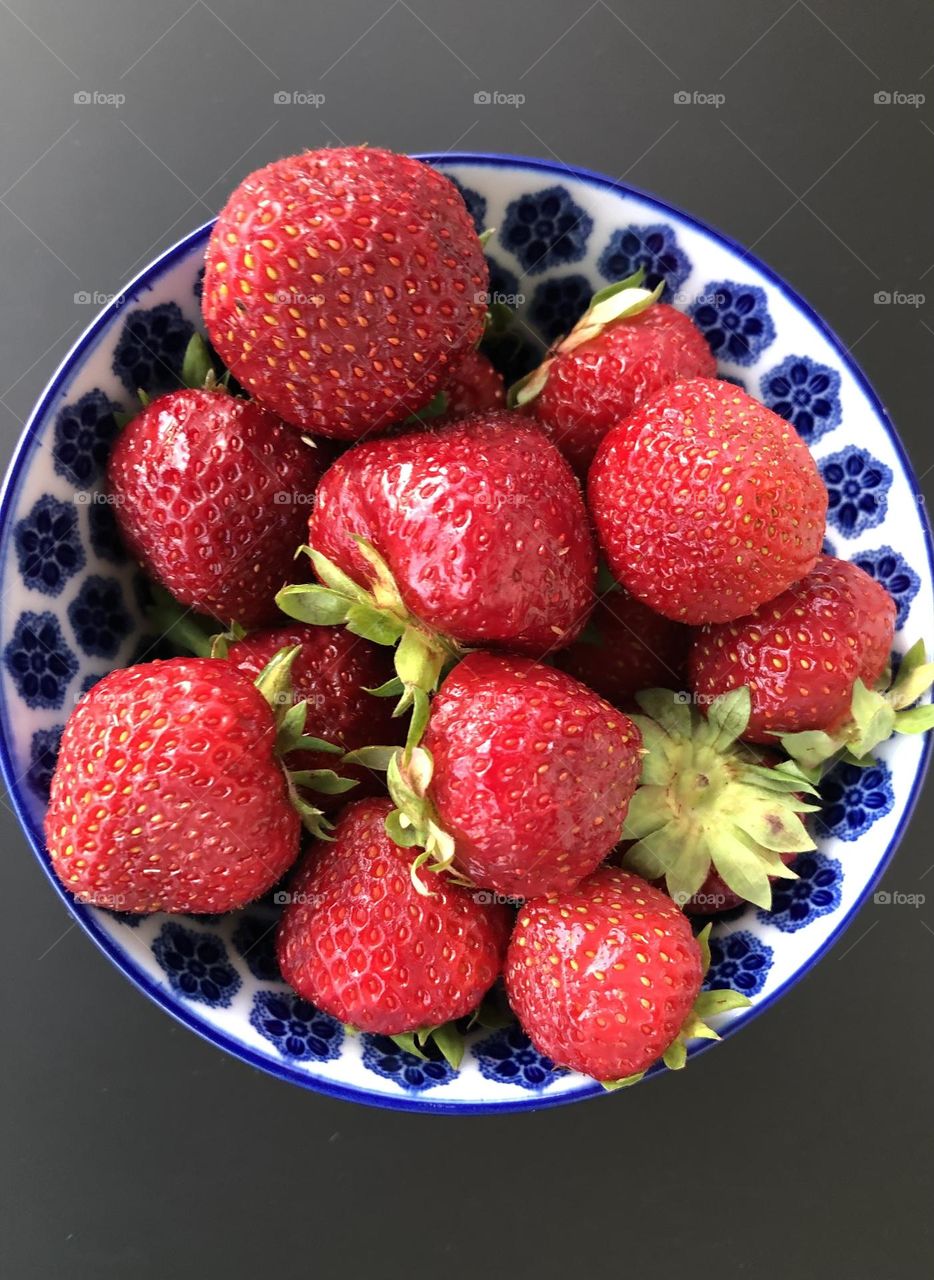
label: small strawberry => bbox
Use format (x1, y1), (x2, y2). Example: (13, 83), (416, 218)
(383, 652), (642, 899)
(277, 796), (511, 1036)
(45, 656), (303, 914)
(202, 146), (489, 439)
(107, 386), (325, 628)
(620, 686), (817, 909)
(440, 348), (505, 418)
(588, 377), (828, 624)
(505, 867), (749, 1083)
(225, 623), (403, 801)
(690, 555), (896, 744)
(556, 581), (692, 708)
(512, 274), (715, 474)
(277, 414), (597, 725)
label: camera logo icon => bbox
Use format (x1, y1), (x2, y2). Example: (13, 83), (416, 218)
(874, 90), (892, 104)
(474, 90), (492, 105)
(274, 91), (292, 105)
(673, 91), (691, 105)
(873, 290), (892, 304)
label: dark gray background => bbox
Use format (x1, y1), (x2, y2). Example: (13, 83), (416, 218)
(2, 2), (932, 1276)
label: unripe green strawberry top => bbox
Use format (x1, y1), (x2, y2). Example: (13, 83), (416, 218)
(202, 146), (489, 438)
(45, 658), (301, 915)
(588, 377), (828, 624)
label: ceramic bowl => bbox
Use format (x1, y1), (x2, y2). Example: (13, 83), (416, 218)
(1, 153), (930, 1113)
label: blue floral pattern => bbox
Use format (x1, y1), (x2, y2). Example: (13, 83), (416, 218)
(14, 495), (84, 596)
(528, 274), (594, 345)
(689, 281), (775, 365)
(87, 498), (127, 564)
(704, 930), (773, 997)
(53, 389), (123, 489)
(760, 355), (842, 445)
(821, 761), (894, 841)
(112, 302), (193, 395)
(474, 1025), (563, 1090)
(250, 990), (343, 1062)
(820, 447), (892, 538)
(26, 724), (64, 799)
(597, 223), (691, 295)
(501, 186), (593, 275)
(152, 923), (241, 1007)
(851, 546), (919, 629)
(361, 1035), (457, 1092)
(450, 177), (487, 234)
(4, 612), (78, 708)
(761, 852), (843, 932)
(67, 576), (132, 658)
(232, 912), (281, 982)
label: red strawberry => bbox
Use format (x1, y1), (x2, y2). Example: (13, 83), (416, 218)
(389, 652), (642, 899)
(44, 658), (301, 914)
(107, 387), (325, 628)
(281, 414), (597, 710)
(556, 586), (692, 707)
(588, 377), (828, 624)
(202, 147), (488, 439)
(226, 623), (403, 800)
(441, 348), (505, 418)
(505, 867), (745, 1082)
(690, 555), (896, 744)
(277, 796), (511, 1034)
(516, 281), (715, 474)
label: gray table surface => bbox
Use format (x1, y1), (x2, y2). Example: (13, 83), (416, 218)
(2, 2), (932, 1276)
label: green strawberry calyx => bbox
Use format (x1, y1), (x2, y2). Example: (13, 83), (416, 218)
(276, 540), (466, 750)
(507, 268), (664, 409)
(780, 639), (934, 775)
(602, 924), (752, 1089)
(387, 989), (512, 1070)
(621, 687), (819, 911)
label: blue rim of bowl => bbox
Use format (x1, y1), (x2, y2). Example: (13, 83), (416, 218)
(0, 151), (931, 1114)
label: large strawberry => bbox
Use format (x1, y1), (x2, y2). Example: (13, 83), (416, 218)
(690, 555), (895, 744)
(512, 273), (715, 474)
(588, 377), (828, 624)
(277, 796), (511, 1037)
(277, 414), (597, 725)
(556, 580), (692, 708)
(107, 386), (325, 628)
(201, 146), (489, 439)
(620, 686), (816, 909)
(505, 867), (749, 1083)
(382, 652), (642, 899)
(45, 656), (303, 914)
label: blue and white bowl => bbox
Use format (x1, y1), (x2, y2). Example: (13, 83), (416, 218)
(1, 153), (930, 1113)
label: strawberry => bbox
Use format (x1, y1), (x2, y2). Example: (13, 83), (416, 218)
(440, 348), (505, 418)
(556, 583), (692, 708)
(278, 413), (597, 721)
(225, 623), (403, 801)
(277, 796), (511, 1035)
(588, 377), (828, 624)
(202, 146), (489, 439)
(512, 275), (715, 474)
(620, 687), (817, 909)
(690, 555), (896, 744)
(385, 652), (642, 899)
(505, 867), (748, 1083)
(44, 657), (302, 914)
(107, 387), (325, 628)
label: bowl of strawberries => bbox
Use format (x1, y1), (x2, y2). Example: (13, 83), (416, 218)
(2, 147), (931, 1112)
